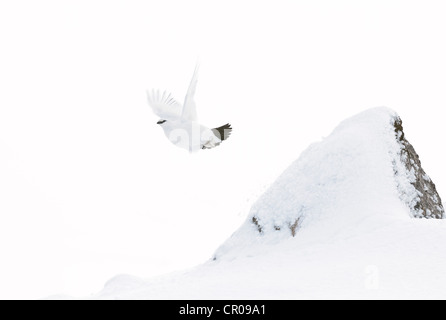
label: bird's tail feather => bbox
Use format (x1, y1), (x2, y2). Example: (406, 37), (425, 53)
(202, 124), (233, 150)
(211, 123), (232, 142)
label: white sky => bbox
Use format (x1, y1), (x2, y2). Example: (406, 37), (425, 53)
(0, 0), (445, 299)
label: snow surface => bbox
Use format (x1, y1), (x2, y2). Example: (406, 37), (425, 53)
(89, 107), (446, 299)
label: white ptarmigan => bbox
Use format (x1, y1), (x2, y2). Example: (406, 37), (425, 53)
(147, 64), (232, 152)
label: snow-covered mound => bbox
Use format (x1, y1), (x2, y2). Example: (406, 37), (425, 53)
(214, 107), (444, 260)
(91, 107), (446, 299)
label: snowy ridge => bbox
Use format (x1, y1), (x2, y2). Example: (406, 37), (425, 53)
(90, 107), (446, 299)
(250, 107), (403, 232)
(214, 107), (442, 259)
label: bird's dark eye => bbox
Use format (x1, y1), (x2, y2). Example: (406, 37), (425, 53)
(157, 120), (167, 124)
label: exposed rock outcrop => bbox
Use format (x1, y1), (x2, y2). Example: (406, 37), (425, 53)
(393, 117), (444, 219)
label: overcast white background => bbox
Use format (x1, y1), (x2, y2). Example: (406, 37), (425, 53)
(1, 0), (445, 299)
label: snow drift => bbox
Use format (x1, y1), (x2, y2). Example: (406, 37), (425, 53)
(214, 107), (444, 260)
(91, 107), (446, 299)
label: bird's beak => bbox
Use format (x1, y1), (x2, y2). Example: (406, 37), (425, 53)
(157, 120), (166, 125)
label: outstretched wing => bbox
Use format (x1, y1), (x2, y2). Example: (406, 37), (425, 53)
(146, 89), (182, 120)
(181, 63), (199, 122)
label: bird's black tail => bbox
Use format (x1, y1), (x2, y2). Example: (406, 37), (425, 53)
(212, 123), (232, 142)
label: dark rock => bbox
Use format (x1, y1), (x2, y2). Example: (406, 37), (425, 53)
(252, 216), (263, 233)
(289, 218), (300, 237)
(393, 117), (444, 219)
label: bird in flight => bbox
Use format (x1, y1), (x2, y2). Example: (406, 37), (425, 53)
(147, 64), (232, 152)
